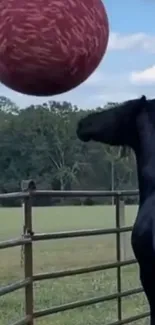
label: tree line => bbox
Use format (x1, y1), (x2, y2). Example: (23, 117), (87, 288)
(0, 96), (138, 206)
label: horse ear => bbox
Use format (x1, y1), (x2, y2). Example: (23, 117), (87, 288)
(136, 95), (147, 114)
(139, 95), (147, 106)
(141, 95), (146, 102)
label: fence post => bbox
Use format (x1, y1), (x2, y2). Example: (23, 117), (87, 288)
(119, 200), (128, 261)
(115, 194), (122, 322)
(22, 180), (36, 325)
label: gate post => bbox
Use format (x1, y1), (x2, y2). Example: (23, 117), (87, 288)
(115, 194), (122, 322)
(21, 180), (36, 325)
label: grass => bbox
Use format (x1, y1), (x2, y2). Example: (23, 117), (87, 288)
(0, 205), (149, 325)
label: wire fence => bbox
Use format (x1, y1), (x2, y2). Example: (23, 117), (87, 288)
(0, 181), (149, 325)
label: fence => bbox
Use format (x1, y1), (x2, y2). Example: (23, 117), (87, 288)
(0, 181), (150, 325)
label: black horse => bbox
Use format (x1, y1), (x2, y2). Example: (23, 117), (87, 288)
(76, 95), (155, 324)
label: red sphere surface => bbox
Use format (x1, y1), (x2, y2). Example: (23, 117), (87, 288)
(0, 0), (109, 96)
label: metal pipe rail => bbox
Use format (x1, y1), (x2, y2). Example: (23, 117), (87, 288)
(0, 237), (31, 249)
(0, 183), (149, 325)
(0, 189), (139, 200)
(0, 226), (132, 250)
(33, 287), (144, 318)
(0, 278), (31, 296)
(32, 226), (132, 241)
(33, 259), (137, 281)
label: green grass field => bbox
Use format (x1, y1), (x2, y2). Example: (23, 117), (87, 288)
(0, 205), (149, 325)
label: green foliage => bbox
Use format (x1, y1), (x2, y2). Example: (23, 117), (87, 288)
(0, 97), (138, 206)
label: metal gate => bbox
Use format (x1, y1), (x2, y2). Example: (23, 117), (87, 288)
(0, 182), (149, 325)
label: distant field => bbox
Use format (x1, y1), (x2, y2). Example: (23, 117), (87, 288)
(0, 205), (149, 325)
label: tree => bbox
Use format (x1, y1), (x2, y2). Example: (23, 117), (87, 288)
(0, 97), (138, 206)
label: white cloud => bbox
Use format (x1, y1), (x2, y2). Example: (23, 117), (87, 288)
(108, 32), (155, 52)
(130, 65), (155, 85)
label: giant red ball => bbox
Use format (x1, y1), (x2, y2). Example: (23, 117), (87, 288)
(0, 0), (109, 96)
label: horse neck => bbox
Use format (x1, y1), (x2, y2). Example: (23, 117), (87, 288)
(135, 141), (155, 206)
(136, 159), (155, 205)
(132, 103), (155, 205)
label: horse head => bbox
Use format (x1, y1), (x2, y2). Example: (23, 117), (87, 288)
(76, 95), (147, 149)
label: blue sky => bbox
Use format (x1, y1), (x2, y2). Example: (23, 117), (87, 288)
(1, 0), (155, 108)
